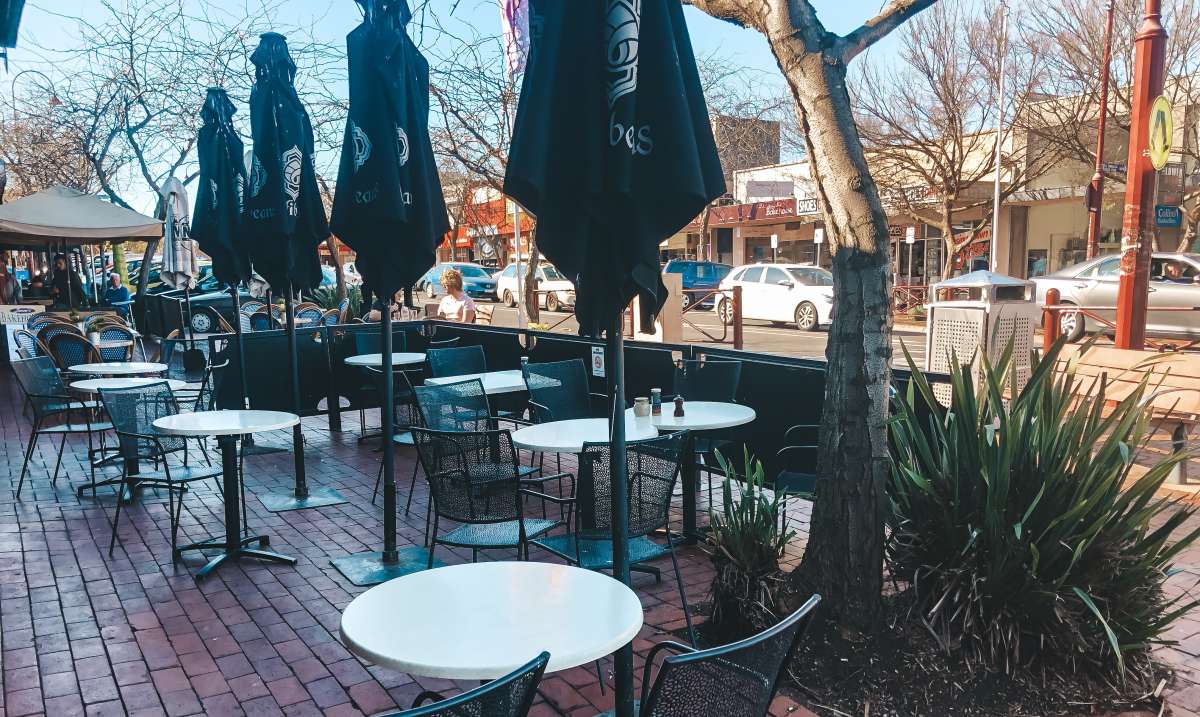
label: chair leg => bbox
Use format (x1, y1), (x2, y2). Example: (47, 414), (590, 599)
(666, 534), (697, 647)
(404, 457), (420, 515)
(17, 425), (40, 498)
(372, 459), (383, 505)
(108, 470), (128, 557)
(595, 660), (606, 695)
(51, 433), (68, 485)
(426, 516), (439, 569)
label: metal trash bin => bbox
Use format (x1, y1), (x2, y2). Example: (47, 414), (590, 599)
(924, 270), (1040, 404)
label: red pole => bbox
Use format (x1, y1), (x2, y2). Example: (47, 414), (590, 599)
(1085, 0), (1117, 260)
(1114, 0), (1166, 350)
(1042, 288), (1060, 355)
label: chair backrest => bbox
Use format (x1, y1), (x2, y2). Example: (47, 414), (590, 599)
(411, 427), (523, 524)
(320, 308), (340, 327)
(97, 324), (136, 362)
(354, 330), (407, 356)
(240, 300), (265, 316)
(249, 309), (272, 332)
(194, 360), (229, 412)
(414, 379), (492, 432)
(577, 431), (687, 540)
(392, 652), (549, 717)
(426, 337), (460, 349)
(11, 356), (70, 418)
(97, 382), (186, 459)
(640, 595), (821, 717)
(296, 306), (324, 324)
(27, 314), (58, 331)
(673, 358), (742, 403)
(13, 329), (45, 358)
(48, 333), (101, 369)
(427, 345), (486, 378)
(37, 322), (83, 352)
(162, 337), (209, 383)
(522, 359), (592, 422)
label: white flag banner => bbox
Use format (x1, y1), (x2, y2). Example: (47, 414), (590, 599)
(499, 0), (530, 77)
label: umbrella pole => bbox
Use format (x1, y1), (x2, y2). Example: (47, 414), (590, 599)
(230, 285), (250, 407)
(258, 285), (347, 513)
(607, 312), (635, 717)
(185, 288), (195, 347)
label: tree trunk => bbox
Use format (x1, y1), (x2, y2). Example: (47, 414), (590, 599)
(939, 205), (956, 280)
(773, 30), (892, 637)
(700, 204), (713, 261)
(325, 236), (348, 300)
(524, 236), (541, 323)
(112, 242), (129, 287)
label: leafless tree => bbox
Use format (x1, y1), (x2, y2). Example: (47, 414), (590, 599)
(685, 0), (936, 632)
(1022, 0), (1200, 250)
(855, 0), (1056, 279)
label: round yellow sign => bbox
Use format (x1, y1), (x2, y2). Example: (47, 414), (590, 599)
(1148, 95), (1173, 171)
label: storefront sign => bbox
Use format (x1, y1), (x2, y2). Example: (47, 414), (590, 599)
(796, 197), (819, 215)
(813, 227), (824, 244)
(591, 346), (605, 378)
(1155, 204), (1183, 228)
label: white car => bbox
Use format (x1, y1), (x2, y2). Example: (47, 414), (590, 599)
(495, 262), (576, 312)
(342, 262), (364, 286)
(717, 263), (835, 331)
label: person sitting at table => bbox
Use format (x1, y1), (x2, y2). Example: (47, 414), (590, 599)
(436, 268), (476, 323)
(103, 272), (132, 319)
(49, 254), (85, 308)
(365, 291), (404, 322)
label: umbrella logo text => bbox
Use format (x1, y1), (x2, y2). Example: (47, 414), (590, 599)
(606, 0), (641, 108)
(210, 179), (219, 209)
(249, 154), (267, 198)
(282, 145), (302, 216)
(351, 122), (372, 171)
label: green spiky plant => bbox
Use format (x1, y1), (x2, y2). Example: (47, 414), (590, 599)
(706, 449), (796, 639)
(888, 338), (1200, 687)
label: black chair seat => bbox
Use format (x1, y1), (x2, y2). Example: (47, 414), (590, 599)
(441, 518), (558, 549)
(46, 399), (101, 413)
(392, 432), (415, 446)
(775, 470), (816, 498)
(40, 421), (114, 434)
(533, 534), (670, 571)
(129, 465), (222, 484)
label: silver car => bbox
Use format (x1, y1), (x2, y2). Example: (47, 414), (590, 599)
(1032, 252), (1200, 340)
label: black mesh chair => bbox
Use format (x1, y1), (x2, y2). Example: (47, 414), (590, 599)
(48, 332), (101, 371)
(531, 431), (697, 646)
(413, 379), (542, 478)
(427, 345), (486, 378)
(672, 358), (743, 501)
(637, 595), (821, 716)
(522, 359), (605, 423)
(354, 329), (407, 356)
(11, 356), (112, 496)
(368, 367), (421, 508)
(774, 424), (818, 528)
(97, 382), (222, 557)
(411, 427), (562, 568)
(397, 652), (549, 717)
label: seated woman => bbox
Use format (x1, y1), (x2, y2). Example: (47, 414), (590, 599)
(436, 268), (476, 323)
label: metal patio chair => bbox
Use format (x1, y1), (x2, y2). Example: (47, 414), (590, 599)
(672, 357), (743, 501)
(427, 345), (486, 378)
(411, 427), (562, 568)
(636, 595), (821, 717)
(397, 652), (549, 717)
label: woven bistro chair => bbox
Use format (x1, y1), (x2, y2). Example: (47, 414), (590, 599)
(97, 324), (136, 362)
(13, 328), (48, 359)
(411, 427), (562, 568)
(635, 595), (821, 717)
(48, 332), (102, 371)
(396, 652), (549, 717)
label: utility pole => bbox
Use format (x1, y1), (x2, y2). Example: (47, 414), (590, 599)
(989, 0), (1008, 272)
(1086, 0), (1117, 260)
(1114, 0), (1167, 350)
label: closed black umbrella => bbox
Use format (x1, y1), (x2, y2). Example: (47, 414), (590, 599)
(330, 0), (449, 587)
(244, 32), (347, 513)
(504, 2), (724, 714)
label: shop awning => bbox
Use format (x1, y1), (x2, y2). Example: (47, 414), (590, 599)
(0, 185), (162, 248)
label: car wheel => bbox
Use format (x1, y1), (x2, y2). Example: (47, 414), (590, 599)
(681, 293), (692, 310)
(717, 299), (734, 326)
(504, 290), (516, 307)
(546, 292), (560, 312)
(795, 302), (819, 331)
(191, 311), (213, 334)
(1058, 302), (1085, 342)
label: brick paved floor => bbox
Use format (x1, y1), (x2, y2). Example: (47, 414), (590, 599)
(4, 368), (1199, 717)
(0, 369), (817, 717)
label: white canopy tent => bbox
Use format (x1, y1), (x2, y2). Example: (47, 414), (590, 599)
(0, 185), (161, 248)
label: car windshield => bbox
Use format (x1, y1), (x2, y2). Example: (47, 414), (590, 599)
(790, 267), (833, 286)
(692, 263), (728, 280)
(457, 265), (492, 278)
(541, 265), (564, 280)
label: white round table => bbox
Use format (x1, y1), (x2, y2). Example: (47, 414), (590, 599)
(340, 562), (643, 680)
(623, 401), (756, 432)
(425, 369), (526, 395)
(69, 361), (167, 376)
(153, 410), (300, 578)
(344, 352), (426, 368)
(511, 417), (658, 454)
(71, 377), (188, 394)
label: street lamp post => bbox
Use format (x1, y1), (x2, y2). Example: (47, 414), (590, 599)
(1114, 0), (1167, 350)
(1085, 0), (1117, 260)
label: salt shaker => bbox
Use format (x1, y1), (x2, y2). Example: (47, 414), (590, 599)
(633, 397), (651, 418)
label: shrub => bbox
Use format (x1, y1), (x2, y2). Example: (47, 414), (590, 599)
(311, 285), (362, 319)
(706, 449), (796, 638)
(888, 340), (1200, 684)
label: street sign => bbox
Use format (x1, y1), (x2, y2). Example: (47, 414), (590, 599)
(904, 226), (916, 244)
(1148, 96), (1173, 171)
(770, 234), (778, 249)
(1155, 204), (1183, 228)
(813, 227), (824, 245)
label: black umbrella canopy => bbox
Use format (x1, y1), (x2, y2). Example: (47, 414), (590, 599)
(193, 88), (251, 285)
(243, 32), (327, 294)
(330, 0), (447, 298)
(503, 0), (725, 336)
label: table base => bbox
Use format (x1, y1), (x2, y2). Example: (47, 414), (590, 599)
(177, 534), (295, 580)
(330, 548), (442, 587)
(259, 486), (347, 513)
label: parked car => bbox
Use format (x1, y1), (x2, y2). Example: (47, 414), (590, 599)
(717, 263), (834, 331)
(342, 261), (364, 286)
(1033, 252), (1200, 341)
(495, 262), (576, 312)
(663, 260), (732, 309)
(417, 262), (497, 301)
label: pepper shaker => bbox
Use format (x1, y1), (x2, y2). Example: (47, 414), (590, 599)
(673, 396), (685, 418)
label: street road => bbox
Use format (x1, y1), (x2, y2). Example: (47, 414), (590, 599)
(482, 302), (928, 368)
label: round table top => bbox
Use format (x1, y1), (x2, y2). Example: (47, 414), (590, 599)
(425, 369), (526, 395)
(71, 377), (188, 394)
(68, 361), (167, 375)
(340, 562), (643, 680)
(624, 401), (756, 432)
(344, 352), (426, 368)
(153, 410), (299, 437)
(511, 417), (658, 454)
